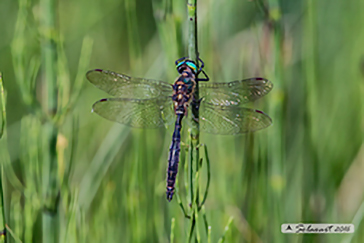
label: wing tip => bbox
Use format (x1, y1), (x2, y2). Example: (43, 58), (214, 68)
(92, 98), (108, 112)
(86, 69), (102, 74)
(254, 77), (272, 84)
(254, 77), (274, 93)
(255, 109), (273, 121)
(86, 69), (104, 82)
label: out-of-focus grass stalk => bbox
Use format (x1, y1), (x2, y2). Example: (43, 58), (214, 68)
(4, 225), (22, 243)
(60, 189), (79, 243)
(254, 0), (285, 241)
(10, 0), (93, 241)
(343, 201), (364, 243)
(152, 0), (182, 74)
(11, 0), (42, 117)
(252, 0), (286, 242)
(7, 0), (34, 198)
(6, 226), (22, 243)
(55, 37), (93, 124)
(21, 116), (41, 243)
(268, 0), (285, 242)
(0, 73), (7, 243)
(217, 217), (233, 243)
(124, 2), (147, 241)
(40, 0), (60, 241)
(0, 73), (5, 139)
(78, 125), (129, 210)
(304, 0), (318, 139)
(362, 58), (364, 144)
(207, 225), (211, 243)
(10, 192), (22, 241)
(303, 2), (320, 238)
(170, 217), (175, 242)
(125, 0), (142, 73)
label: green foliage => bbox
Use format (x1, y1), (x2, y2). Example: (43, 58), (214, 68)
(0, 0), (363, 242)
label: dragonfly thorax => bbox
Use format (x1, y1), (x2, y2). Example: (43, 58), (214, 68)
(172, 69), (196, 116)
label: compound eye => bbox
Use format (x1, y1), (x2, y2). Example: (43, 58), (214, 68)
(176, 61), (185, 68)
(176, 61), (186, 72)
(186, 61), (197, 72)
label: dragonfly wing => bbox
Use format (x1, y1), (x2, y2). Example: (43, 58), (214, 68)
(200, 103), (272, 135)
(92, 97), (175, 128)
(199, 78), (273, 106)
(86, 69), (173, 98)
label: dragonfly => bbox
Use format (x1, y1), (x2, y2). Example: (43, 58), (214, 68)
(86, 57), (273, 201)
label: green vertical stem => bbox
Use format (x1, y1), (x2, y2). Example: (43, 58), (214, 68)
(187, 0), (198, 62)
(187, 0), (199, 167)
(41, 0), (59, 242)
(170, 217), (175, 243)
(267, 0), (284, 241)
(0, 73), (7, 243)
(0, 73), (5, 140)
(125, 0), (142, 72)
(302, 3), (320, 242)
(187, 0), (202, 241)
(43, 125), (60, 243)
(41, 0), (57, 114)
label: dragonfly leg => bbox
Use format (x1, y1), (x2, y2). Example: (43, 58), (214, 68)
(196, 69), (209, 82)
(190, 97), (203, 124)
(196, 143), (204, 149)
(180, 141), (189, 148)
(193, 97), (204, 111)
(197, 57), (205, 71)
(196, 57), (209, 82)
(175, 57), (188, 65)
(192, 117), (199, 123)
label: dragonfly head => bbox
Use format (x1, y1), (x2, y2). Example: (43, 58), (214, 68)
(176, 59), (197, 75)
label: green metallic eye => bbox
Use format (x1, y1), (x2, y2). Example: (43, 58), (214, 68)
(176, 61), (185, 68)
(186, 61), (197, 71)
(176, 60), (197, 72)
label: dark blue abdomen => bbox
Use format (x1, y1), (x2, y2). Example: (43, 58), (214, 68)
(166, 114), (183, 201)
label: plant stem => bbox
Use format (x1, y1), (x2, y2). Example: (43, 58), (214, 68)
(187, 0), (200, 192)
(41, 0), (57, 115)
(0, 73), (5, 140)
(0, 73), (7, 243)
(187, 0), (198, 62)
(40, 0), (59, 241)
(176, 0), (211, 240)
(187, 0), (201, 241)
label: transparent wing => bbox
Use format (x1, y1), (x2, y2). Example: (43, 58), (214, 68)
(199, 78), (273, 106)
(86, 69), (173, 98)
(200, 103), (272, 135)
(92, 97), (175, 128)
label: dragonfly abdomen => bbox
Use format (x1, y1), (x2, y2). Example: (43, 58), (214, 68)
(166, 114), (184, 201)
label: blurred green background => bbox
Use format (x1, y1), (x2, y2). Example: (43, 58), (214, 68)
(0, 0), (364, 242)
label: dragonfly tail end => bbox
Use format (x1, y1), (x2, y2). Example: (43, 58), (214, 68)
(166, 191), (174, 202)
